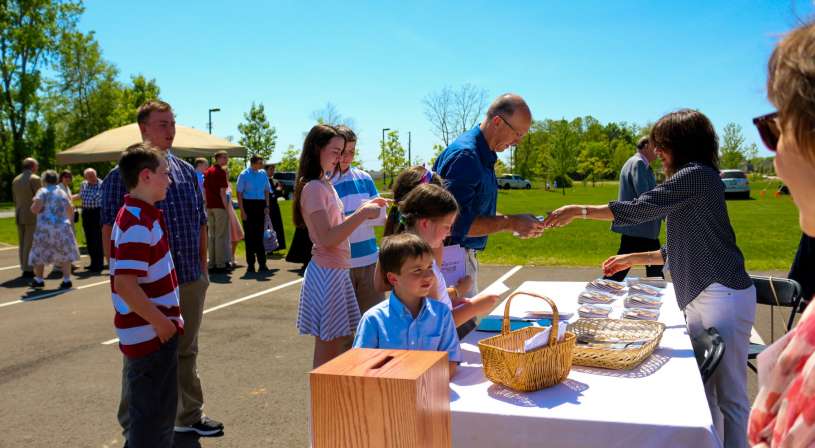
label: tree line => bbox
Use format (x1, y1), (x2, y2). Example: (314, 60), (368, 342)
(0, 1), (162, 200)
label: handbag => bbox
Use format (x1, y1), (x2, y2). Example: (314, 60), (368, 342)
(263, 213), (279, 252)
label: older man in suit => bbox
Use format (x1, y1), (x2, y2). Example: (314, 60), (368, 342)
(12, 158), (41, 278)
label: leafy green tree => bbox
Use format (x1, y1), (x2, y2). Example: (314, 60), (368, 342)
(379, 130), (407, 187)
(610, 139), (633, 178)
(577, 140), (611, 186)
(720, 123), (748, 169)
(0, 0), (82, 198)
(494, 158), (509, 176)
(429, 143), (445, 166)
(238, 102), (277, 161)
(545, 119), (579, 191)
(277, 144), (300, 172)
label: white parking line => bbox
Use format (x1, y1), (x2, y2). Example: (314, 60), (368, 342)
(0, 279), (109, 309)
(0, 246), (19, 252)
(102, 277), (305, 345)
(0, 255), (89, 271)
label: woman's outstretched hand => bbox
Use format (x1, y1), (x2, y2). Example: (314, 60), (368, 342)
(602, 254), (634, 277)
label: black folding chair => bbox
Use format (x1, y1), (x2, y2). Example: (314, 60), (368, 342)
(692, 327), (725, 383)
(748, 276), (804, 373)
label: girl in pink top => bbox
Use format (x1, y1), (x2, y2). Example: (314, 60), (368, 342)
(293, 124), (387, 368)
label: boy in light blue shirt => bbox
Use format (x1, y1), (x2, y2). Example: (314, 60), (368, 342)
(353, 233), (461, 377)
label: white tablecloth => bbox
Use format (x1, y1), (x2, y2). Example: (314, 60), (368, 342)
(450, 281), (721, 448)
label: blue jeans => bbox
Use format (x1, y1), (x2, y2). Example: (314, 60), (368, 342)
(124, 335), (178, 448)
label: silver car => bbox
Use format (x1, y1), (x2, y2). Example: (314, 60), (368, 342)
(720, 169), (750, 199)
(497, 174), (532, 190)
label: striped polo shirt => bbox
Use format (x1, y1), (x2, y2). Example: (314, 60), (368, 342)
(110, 195), (183, 358)
(331, 167), (386, 269)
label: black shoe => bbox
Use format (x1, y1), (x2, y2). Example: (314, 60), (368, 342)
(30, 279), (45, 288)
(22, 271), (35, 279)
(246, 265), (256, 273)
(174, 416), (224, 436)
(208, 266), (227, 274)
(86, 265), (103, 273)
(259, 265), (270, 273)
(59, 280), (72, 289)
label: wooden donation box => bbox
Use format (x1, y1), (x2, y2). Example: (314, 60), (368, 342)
(310, 348), (451, 448)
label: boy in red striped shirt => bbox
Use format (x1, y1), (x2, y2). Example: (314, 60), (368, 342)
(111, 143), (182, 448)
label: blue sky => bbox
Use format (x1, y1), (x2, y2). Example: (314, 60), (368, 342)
(80, 0), (813, 169)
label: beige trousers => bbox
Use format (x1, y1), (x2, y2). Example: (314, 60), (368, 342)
(17, 223), (35, 272)
(207, 208), (229, 268)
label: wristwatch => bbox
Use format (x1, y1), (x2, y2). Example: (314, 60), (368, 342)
(580, 207), (588, 219)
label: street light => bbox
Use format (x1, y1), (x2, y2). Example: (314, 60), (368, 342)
(382, 127), (390, 185)
(208, 107), (221, 134)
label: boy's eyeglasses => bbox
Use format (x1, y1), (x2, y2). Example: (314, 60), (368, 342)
(752, 111), (780, 152)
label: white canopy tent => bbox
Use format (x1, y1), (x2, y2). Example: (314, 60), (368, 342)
(56, 123), (246, 165)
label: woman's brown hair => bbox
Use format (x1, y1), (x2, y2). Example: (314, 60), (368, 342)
(383, 166), (444, 236)
(767, 21), (815, 162)
(649, 109), (719, 177)
(292, 124), (345, 228)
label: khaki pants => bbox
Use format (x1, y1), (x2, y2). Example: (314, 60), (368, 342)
(349, 263), (385, 316)
(17, 223), (35, 272)
(118, 274), (210, 432)
(207, 208), (229, 268)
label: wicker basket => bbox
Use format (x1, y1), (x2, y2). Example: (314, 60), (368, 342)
(568, 318), (665, 370)
(478, 292), (576, 392)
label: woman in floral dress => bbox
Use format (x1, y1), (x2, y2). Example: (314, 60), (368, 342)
(28, 170), (80, 289)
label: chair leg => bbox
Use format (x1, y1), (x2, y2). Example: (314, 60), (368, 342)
(748, 360), (758, 373)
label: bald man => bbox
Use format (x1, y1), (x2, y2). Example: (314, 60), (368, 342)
(79, 168), (104, 272)
(433, 94), (544, 310)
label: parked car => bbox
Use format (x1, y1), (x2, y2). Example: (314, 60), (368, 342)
(497, 174), (532, 189)
(720, 169), (750, 199)
(273, 171), (296, 199)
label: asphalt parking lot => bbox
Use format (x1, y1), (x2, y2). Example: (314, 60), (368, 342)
(0, 243), (789, 447)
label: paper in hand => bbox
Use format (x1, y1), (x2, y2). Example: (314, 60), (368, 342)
(441, 244), (467, 286)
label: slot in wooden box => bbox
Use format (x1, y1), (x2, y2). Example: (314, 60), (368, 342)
(310, 348), (451, 448)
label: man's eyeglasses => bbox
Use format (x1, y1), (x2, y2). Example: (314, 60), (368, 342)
(498, 115), (523, 140)
(753, 111), (780, 152)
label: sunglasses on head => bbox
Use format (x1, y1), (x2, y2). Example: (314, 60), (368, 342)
(752, 111), (780, 152)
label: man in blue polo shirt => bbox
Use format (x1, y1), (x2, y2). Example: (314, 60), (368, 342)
(433, 93), (544, 297)
(237, 155), (273, 273)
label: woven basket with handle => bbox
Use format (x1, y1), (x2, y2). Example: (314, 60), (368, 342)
(477, 292), (576, 392)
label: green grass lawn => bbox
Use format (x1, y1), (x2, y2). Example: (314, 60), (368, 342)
(0, 180), (799, 270)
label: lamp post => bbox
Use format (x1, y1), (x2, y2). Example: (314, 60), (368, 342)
(381, 127), (390, 185)
(208, 107), (221, 134)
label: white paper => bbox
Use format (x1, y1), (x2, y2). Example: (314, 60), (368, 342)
(523, 324), (567, 352)
(441, 244), (467, 286)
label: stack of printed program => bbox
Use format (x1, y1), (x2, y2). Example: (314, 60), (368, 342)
(622, 282), (665, 321)
(577, 289), (615, 318)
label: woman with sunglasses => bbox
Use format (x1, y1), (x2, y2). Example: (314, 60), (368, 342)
(544, 108), (755, 448)
(748, 22), (815, 448)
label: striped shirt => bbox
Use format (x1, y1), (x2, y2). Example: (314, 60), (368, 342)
(102, 153), (207, 285)
(110, 195), (183, 359)
(331, 167), (385, 268)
